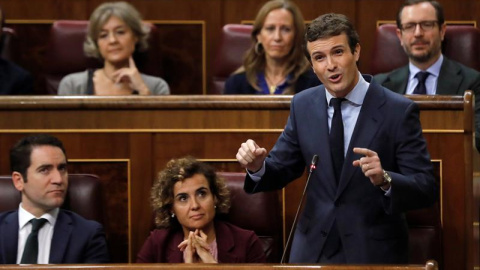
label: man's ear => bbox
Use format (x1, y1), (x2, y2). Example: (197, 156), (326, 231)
(396, 28), (404, 46)
(12, 172), (25, 192)
(354, 43), (361, 62)
(439, 23), (446, 41)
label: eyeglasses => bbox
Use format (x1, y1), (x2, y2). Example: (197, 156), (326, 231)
(401, 20), (438, 33)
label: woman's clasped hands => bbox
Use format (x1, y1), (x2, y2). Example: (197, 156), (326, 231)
(178, 229), (217, 263)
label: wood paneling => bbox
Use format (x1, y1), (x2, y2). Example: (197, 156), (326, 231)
(68, 160), (129, 263)
(3, 22), (204, 95)
(0, 0), (478, 94)
(0, 95), (475, 270)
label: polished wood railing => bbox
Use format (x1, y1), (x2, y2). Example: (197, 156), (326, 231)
(0, 260), (439, 270)
(0, 95), (475, 270)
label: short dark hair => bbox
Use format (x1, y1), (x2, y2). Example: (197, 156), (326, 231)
(151, 156), (230, 229)
(304, 13), (359, 62)
(396, 0), (445, 29)
(10, 134), (67, 181)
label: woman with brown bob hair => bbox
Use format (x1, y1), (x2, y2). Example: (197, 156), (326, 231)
(137, 156), (266, 263)
(224, 0), (319, 95)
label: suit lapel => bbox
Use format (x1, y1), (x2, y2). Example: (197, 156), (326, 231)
(49, 210), (73, 263)
(0, 212), (19, 263)
(436, 58), (463, 95)
(336, 80), (386, 198)
(383, 66), (409, 94)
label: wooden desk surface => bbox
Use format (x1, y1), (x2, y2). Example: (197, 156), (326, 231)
(0, 261), (438, 270)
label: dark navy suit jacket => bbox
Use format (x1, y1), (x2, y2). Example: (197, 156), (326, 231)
(0, 59), (33, 95)
(244, 75), (438, 264)
(0, 209), (110, 264)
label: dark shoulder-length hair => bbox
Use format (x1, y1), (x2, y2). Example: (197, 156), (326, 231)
(150, 156), (230, 229)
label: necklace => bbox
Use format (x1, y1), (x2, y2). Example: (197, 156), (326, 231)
(265, 75), (285, 94)
(102, 69), (116, 83)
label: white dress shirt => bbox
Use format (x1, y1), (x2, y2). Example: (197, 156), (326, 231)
(17, 204), (58, 264)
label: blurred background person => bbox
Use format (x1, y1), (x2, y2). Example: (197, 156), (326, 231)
(137, 157), (266, 263)
(224, 0), (319, 95)
(0, 6), (34, 95)
(373, 0), (480, 151)
(58, 1), (169, 95)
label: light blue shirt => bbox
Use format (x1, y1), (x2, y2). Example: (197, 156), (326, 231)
(406, 54), (443, 95)
(250, 72), (369, 178)
(326, 72), (369, 157)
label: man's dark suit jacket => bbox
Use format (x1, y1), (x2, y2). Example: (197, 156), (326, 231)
(0, 59), (34, 95)
(374, 57), (480, 152)
(136, 220), (266, 263)
(244, 75), (438, 264)
(0, 209), (110, 264)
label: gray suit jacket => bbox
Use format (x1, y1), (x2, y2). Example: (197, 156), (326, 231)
(374, 57), (480, 151)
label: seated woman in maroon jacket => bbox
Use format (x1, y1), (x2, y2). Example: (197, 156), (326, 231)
(137, 157), (266, 263)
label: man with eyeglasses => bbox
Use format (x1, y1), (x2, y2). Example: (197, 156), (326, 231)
(374, 0), (480, 151)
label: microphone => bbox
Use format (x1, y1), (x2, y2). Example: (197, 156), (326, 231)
(280, 154), (319, 264)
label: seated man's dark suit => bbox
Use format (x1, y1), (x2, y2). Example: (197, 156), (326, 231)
(0, 209), (110, 264)
(244, 75), (438, 263)
(0, 58), (34, 95)
(374, 57), (480, 152)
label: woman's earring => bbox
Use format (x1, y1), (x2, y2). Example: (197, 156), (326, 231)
(255, 42), (263, 55)
(214, 205), (217, 209)
(171, 213), (175, 218)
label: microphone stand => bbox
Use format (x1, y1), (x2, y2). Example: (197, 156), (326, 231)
(280, 155), (318, 264)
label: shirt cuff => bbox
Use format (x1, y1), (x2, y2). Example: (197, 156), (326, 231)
(383, 185), (392, 196)
(246, 161), (266, 182)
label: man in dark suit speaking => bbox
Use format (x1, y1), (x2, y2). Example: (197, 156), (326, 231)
(236, 13), (438, 264)
(0, 134), (109, 264)
(374, 0), (480, 151)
